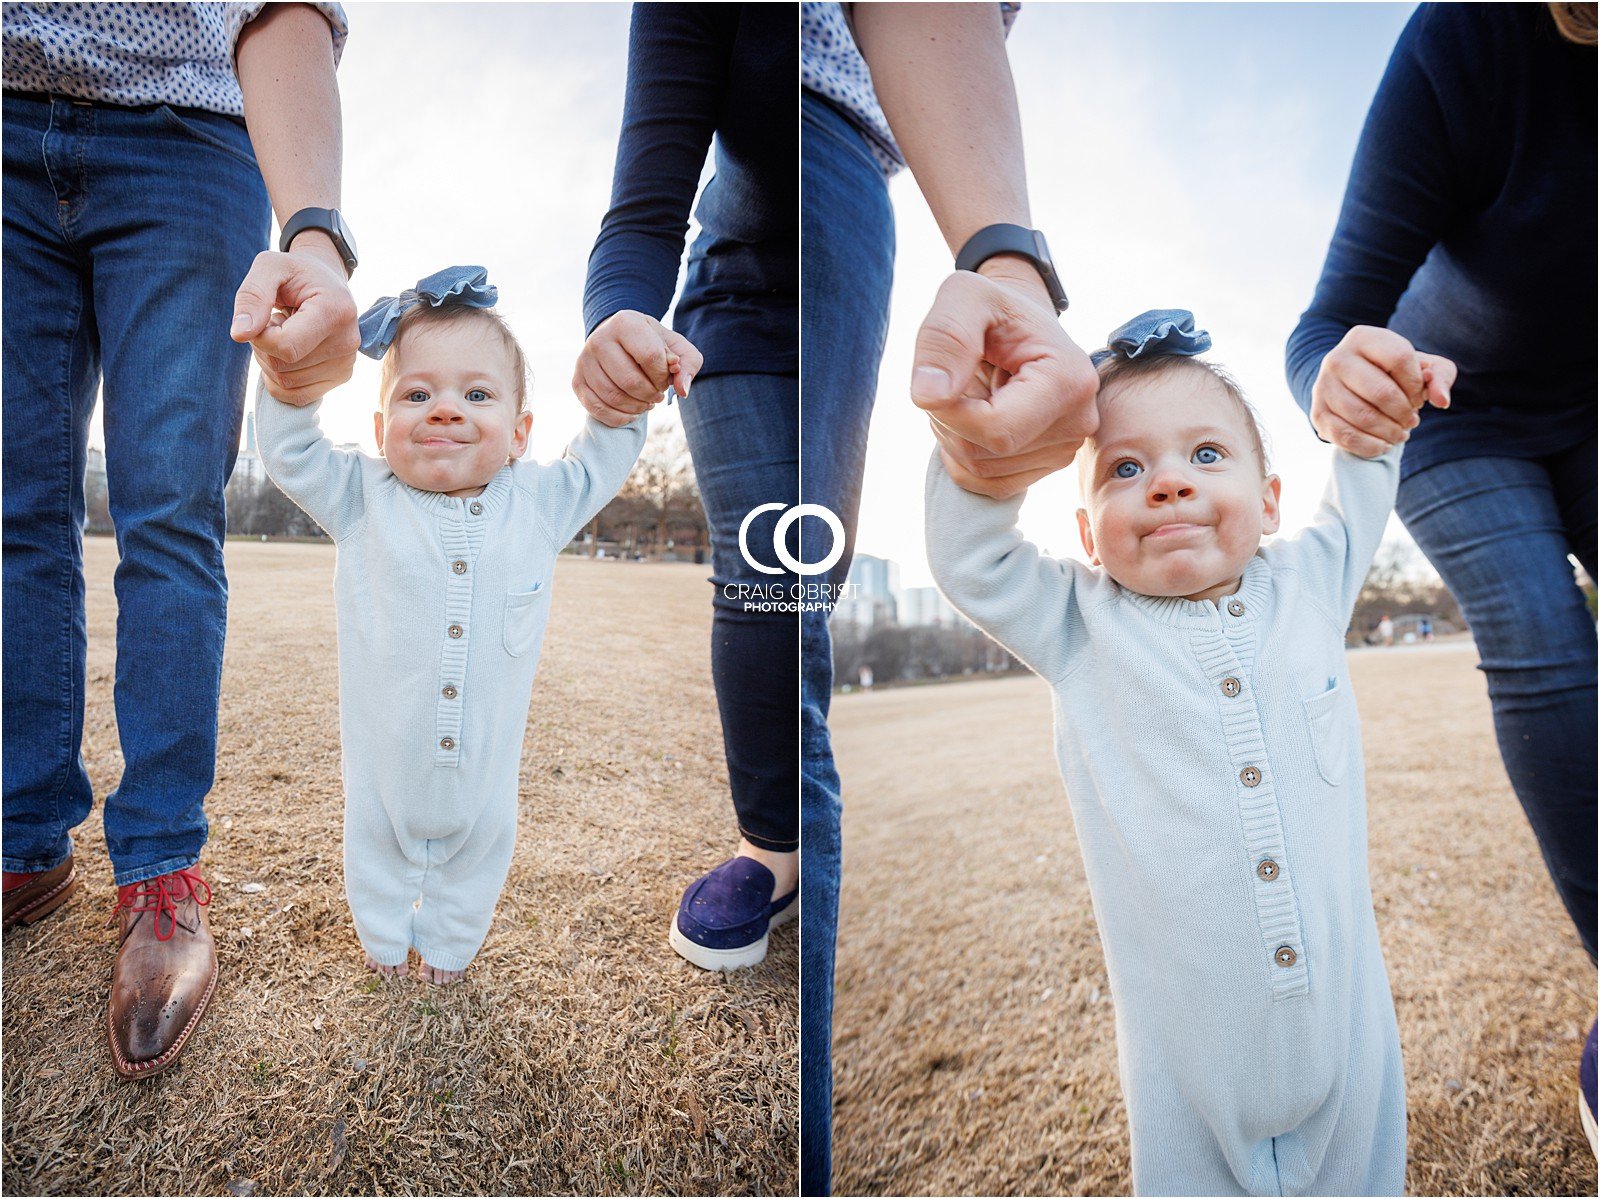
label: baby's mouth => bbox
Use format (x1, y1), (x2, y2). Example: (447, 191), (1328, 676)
(1145, 522), (1207, 540)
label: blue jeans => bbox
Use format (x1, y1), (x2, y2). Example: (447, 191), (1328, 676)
(2, 94), (268, 886)
(1395, 443), (1597, 959)
(677, 371), (800, 851)
(798, 93), (895, 1196)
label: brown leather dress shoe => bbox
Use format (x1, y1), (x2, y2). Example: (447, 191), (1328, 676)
(2, 856), (79, 930)
(106, 868), (217, 1081)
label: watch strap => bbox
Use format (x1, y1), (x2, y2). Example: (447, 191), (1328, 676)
(279, 207), (357, 276)
(954, 223), (1069, 314)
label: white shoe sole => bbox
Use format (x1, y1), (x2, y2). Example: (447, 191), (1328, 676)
(1581, 1085), (1598, 1158)
(668, 900), (797, 972)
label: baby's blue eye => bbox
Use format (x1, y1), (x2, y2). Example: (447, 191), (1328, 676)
(466, 388), (489, 403)
(1113, 460), (1141, 479)
(406, 389), (428, 404)
(1193, 445), (1223, 465)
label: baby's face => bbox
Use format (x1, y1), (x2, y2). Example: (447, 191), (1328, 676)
(376, 322), (531, 497)
(1076, 372), (1280, 605)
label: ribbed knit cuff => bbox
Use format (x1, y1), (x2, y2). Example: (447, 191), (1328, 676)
(413, 943), (478, 973)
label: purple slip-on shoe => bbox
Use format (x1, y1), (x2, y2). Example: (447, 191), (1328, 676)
(668, 856), (796, 971)
(768, 884), (797, 925)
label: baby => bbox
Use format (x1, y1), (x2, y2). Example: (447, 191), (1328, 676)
(926, 310), (1425, 1195)
(257, 266), (649, 984)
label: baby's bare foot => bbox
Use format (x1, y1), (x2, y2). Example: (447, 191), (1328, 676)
(365, 953), (405, 978)
(417, 960), (466, 986)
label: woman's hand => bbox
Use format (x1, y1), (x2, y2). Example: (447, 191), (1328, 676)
(573, 310), (702, 428)
(1311, 325), (1455, 457)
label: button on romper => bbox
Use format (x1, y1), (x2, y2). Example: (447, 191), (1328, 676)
(257, 395), (645, 971)
(926, 445), (1407, 1196)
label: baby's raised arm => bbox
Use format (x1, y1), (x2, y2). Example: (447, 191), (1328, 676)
(1277, 328), (1431, 627)
(925, 449), (1087, 685)
(255, 382), (370, 542)
(1269, 443), (1403, 629)
(524, 414), (649, 552)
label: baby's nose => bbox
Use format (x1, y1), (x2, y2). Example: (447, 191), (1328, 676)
(428, 400), (466, 422)
(1147, 470), (1195, 503)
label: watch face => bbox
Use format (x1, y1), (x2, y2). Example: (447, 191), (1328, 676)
(1028, 228), (1069, 312)
(331, 210), (358, 262)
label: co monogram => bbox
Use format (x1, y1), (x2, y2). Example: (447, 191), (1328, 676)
(737, 503), (845, 577)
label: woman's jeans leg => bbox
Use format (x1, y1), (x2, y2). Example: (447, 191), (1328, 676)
(676, 372), (800, 852)
(1, 96), (269, 886)
(799, 93), (895, 1196)
(1395, 447), (1597, 959)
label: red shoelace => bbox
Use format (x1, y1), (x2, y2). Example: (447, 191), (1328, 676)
(111, 868), (212, 942)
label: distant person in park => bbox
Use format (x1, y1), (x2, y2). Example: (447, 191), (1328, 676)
(799, 5), (1100, 1188)
(1, 2), (358, 1080)
(1286, 0), (1597, 1147)
(580, 6), (800, 973)
(929, 311), (1425, 1195)
(258, 267), (653, 984)
(1377, 613), (1394, 647)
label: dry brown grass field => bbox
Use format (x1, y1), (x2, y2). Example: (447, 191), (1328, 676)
(2, 539), (796, 1197)
(830, 644), (1596, 1197)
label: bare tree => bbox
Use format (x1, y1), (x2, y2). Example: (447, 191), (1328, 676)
(1350, 538), (1460, 643)
(224, 470), (327, 539)
(590, 424), (707, 559)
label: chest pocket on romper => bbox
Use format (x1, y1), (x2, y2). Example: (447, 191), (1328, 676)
(1302, 679), (1349, 787)
(502, 582), (550, 658)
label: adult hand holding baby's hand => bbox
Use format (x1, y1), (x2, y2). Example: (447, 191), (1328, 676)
(910, 269), (1100, 500)
(574, 310), (702, 428)
(231, 245), (360, 407)
(1311, 325), (1455, 458)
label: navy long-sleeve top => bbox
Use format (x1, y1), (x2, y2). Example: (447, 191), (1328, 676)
(583, 4), (797, 379)
(1286, 4), (1596, 480)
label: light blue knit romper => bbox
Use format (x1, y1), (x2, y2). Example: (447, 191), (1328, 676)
(927, 445), (1407, 1196)
(257, 396), (645, 971)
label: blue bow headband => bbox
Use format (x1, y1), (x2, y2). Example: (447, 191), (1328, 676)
(1089, 308), (1211, 367)
(358, 265), (499, 359)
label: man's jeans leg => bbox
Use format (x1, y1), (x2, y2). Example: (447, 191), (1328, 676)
(677, 372), (800, 852)
(799, 93), (895, 1195)
(2, 96), (101, 875)
(1396, 448), (1597, 959)
(2, 96), (269, 886)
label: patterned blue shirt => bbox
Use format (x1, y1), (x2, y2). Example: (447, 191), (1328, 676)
(801, 1), (1019, 177)
(2, 2), (348, 117)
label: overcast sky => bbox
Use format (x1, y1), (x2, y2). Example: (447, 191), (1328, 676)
(91, 2), (683, 461)
(82, 1), (1422, 587)
(851, 3), (1419, 587)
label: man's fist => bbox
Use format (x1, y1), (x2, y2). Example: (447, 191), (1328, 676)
(232, 245), (359, 406)
(910, 270), (1099, 499)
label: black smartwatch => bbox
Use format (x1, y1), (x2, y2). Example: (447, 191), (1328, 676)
(954, 223), (1068, 314)
(279, 207), (358, 277)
